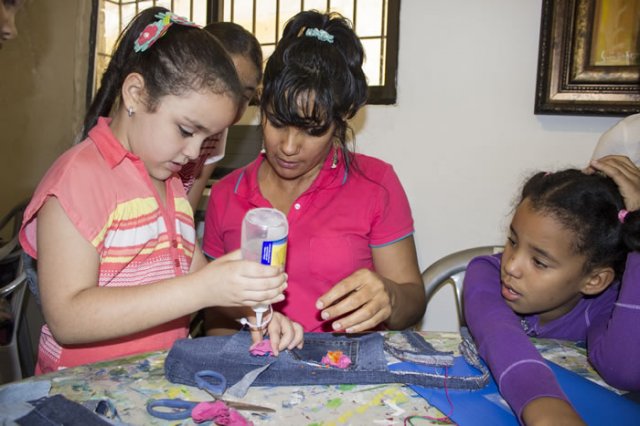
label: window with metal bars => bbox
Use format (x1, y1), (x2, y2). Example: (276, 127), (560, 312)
(88, 0), (399, 105)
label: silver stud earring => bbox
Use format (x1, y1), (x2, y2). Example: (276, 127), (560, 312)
(127, 106), (134, 117)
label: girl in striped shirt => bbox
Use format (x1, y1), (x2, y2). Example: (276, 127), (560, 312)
(20, 7), (302, 374)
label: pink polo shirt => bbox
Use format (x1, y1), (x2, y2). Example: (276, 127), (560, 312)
(20, 117), (193, 373)
(203, 150), (414, 331)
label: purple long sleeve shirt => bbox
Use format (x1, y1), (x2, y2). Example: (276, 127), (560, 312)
(463, 252), (640, 420)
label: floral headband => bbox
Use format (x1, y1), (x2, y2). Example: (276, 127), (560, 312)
(134, 12), (200, 53)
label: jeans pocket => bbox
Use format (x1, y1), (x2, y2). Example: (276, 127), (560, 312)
(291, 335), (359, 365)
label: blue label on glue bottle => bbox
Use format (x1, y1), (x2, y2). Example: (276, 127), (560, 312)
(260, 237), (288, 266)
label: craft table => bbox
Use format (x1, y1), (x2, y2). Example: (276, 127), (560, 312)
(0, 331), (613, 425)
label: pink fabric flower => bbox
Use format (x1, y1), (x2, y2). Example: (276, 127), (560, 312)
(249, 339), (273, 356)
(133, 12), (199, 52)
(321, 350), (352, 368)
(191, 401), (253, 425)
(135, 23), (159, 49)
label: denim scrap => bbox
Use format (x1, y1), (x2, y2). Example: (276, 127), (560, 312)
(16, 394), (113, 426)
(385, 329), (490, 390)
(226, 362), (275, 398)
(383, 331), (454, 366)
(458, 326), (487, 374)
(164, 331), (489, 391)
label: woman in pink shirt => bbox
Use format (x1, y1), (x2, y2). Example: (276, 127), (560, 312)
(203, 10), (426, 335)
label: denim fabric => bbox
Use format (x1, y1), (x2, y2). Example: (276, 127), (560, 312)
(16, 394), (112, 426)
(165, 331), (489, 391)
(383, 330), (454, 366)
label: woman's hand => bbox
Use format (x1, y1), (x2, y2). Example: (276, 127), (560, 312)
(316, 268), (394, 333)
(249, 312), (304, 356)
(586, 155), (640, 211)
(316, 237), (425, 332)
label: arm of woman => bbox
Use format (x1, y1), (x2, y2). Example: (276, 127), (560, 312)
(587, 252), (640, 391)
(586, 155), (640, 390)
(316, 235), (425, 332)
(38, 197), (286, 345)
(463, 255), (576, 423)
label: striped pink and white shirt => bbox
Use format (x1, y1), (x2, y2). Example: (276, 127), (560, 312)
(20, 117), (194, 373)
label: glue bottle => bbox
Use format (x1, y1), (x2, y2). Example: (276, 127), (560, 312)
(241, 208), (288, 327)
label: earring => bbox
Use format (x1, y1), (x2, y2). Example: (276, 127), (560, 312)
(127, 106), (135, 117)
(331, 148), (339, 169)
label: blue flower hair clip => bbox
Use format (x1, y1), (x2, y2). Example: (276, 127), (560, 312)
(134, 11), (200, 53)
(305, 27), (334, 44)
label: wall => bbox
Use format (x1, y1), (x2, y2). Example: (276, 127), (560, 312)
(1, 1), (623, 331)
(0, 0), (90, 218)
(364, 1), (620, 330)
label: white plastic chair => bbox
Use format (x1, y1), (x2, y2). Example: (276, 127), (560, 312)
(416, 246), (503, 330)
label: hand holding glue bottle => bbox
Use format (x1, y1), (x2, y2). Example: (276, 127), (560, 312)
(241, 208), (288, 329)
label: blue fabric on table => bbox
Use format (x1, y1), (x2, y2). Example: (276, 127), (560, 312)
(409, 360), (640, 426)
(0, 380), (50, 423)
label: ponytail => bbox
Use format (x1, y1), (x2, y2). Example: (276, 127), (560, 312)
(620, 209), (640, 252)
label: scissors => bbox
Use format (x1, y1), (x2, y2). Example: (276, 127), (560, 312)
(147, 370), (275, 420)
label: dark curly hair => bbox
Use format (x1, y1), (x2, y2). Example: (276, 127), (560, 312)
(520, 169), (640, 277)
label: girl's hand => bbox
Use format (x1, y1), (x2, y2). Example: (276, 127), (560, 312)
(249, 312), (304, 356)
(198, 249), (288, 308)
(316, 269), (394, 333)
(587, 155), (640, 211)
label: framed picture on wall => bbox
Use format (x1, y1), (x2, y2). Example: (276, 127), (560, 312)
(534, 0), (640, 116)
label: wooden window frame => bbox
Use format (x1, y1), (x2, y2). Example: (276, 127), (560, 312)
(87, 0), (400, 106)
(209, 0), (400, 105)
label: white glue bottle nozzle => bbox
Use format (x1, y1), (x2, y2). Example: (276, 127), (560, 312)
(253, 303), (268, 328)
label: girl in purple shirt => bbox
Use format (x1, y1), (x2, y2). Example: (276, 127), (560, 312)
(464, 156), (640, 425)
